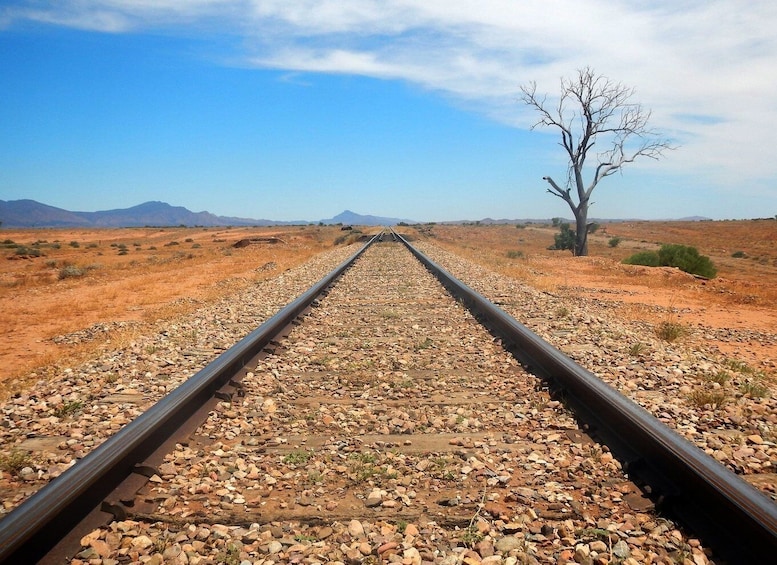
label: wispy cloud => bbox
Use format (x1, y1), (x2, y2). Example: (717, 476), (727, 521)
(4, 0), (777, 188)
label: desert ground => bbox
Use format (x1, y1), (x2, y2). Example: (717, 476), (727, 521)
(1, 220), (775, 398)
(0, 224), (365, 398)
(419, 220), (777, 369)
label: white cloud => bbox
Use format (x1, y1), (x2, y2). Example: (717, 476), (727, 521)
(4, 0), (777, 189)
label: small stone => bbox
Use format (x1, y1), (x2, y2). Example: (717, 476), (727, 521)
(89, 539), (111, 558)
(495, 536), (524, 552)
(131, 535), (153, 549)
(403, 547), (422, 565)
(378, 541), (399, 554)
(348, 519), (365, 538)
(612, 540), (630, 559)
(261, 398), (277, 414)
(365, 490), (383, 507)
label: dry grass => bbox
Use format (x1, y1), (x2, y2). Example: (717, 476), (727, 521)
(0, 225), (357, 397)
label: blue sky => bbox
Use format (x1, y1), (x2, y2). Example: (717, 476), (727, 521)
(1, 1), (776, 222)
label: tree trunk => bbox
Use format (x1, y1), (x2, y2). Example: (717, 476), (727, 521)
(573, 205), (589, 256)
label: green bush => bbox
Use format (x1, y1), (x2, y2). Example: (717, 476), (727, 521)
(623, 244), (717, 278)
(658, 244), (717, 278)
(608, 236), (622, 248)
(622, 250), (660, 267)
(548, 223), (575, 251)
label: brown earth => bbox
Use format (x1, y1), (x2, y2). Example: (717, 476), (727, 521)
(0, 225), (364, 398)
(420, 220), (777, 373)
(2, 220), (775, 398)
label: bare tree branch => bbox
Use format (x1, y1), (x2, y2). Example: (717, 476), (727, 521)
(520, 66), (676, 256)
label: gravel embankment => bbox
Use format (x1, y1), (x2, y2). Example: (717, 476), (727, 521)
(72, 241), (713, 564)
(0, 244), (359, 513)
(415, 242), (777, 498)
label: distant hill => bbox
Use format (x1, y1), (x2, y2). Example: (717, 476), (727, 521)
(0, 200), (302, 228)
(0, 200), (415, 228)
(0, 199), (712, 228)
(321, 210), (415, 226)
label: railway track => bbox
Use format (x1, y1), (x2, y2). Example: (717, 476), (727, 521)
(1, 232), (776, 563)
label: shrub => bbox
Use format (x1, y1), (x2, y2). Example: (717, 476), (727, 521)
(622, 250), (660, 267)
(0, 450), (32, 475)
(656, 321), (685, 342)
(69, 241), (79, 248)
(14, 246), (43, 257)
(52, 400), (84, 418)
(740, 381), (770, 398)
(688, 388), (729, 409)
(548, 223), (575, 252)
(283, 450), (312, 466)
(58, 265), (86, 279)
(608, 236), (622, 248)
(731, 250), (746, 258)
(506, 250), (524, 259)
(658, 244), (717, 278)
(622, 244), (717, 278)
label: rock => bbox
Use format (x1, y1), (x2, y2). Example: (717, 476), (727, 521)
(495, 536), (524, 552)
(612, 540), (630, 559)
(348, 519), (365, 538)
(365, 490), (383, 507)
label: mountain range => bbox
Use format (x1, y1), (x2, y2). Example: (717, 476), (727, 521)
(0, 200), (413, 228)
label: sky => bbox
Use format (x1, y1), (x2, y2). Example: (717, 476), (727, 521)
(1, 1), (776, 223)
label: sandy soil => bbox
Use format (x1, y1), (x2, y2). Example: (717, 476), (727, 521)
(1, 220), (775, 397)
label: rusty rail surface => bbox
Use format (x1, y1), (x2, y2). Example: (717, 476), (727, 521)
(0, 234), (378, 564)
(394, 229), (777, 563)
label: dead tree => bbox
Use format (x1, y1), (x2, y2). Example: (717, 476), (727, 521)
(521, 67), (674, 256)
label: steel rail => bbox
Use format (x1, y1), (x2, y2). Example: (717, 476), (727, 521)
(0, 234), (379, 564)
(395, 230), (777, 563)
